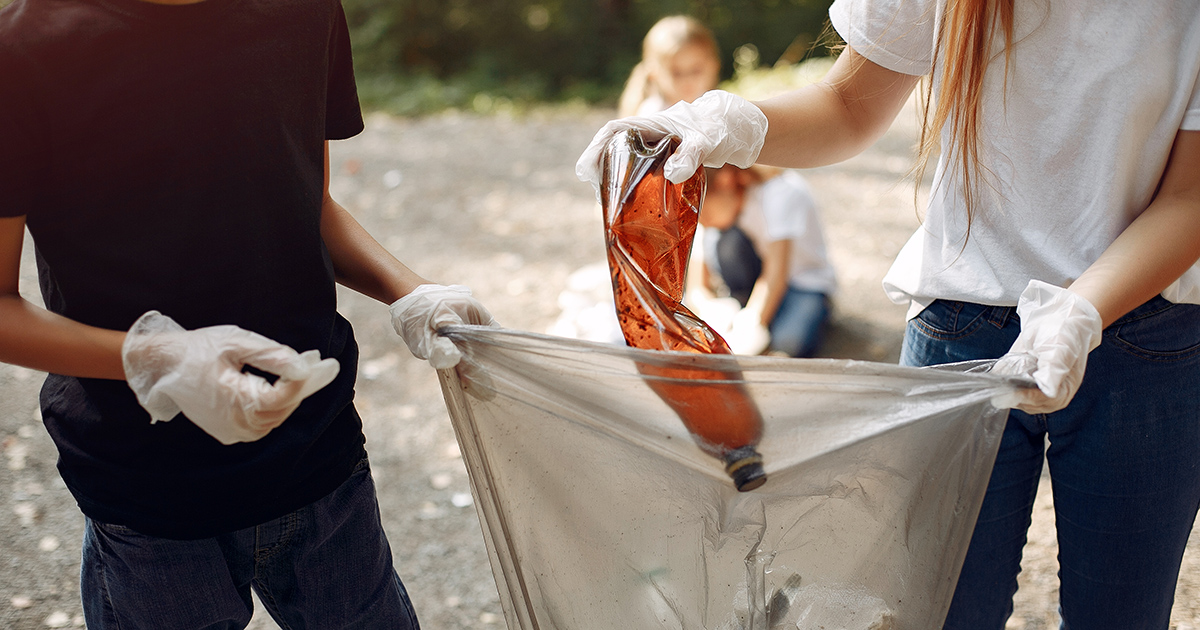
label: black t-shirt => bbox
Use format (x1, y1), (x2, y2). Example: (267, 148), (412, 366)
(0, 0), (369, 538)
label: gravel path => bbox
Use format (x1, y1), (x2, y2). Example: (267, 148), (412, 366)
(3, 106), (1199, 629)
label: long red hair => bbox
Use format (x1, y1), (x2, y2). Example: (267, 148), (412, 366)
(916, 0), (1015, 231)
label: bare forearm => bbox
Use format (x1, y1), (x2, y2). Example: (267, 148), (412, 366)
(754, 49), (920, 169)
(1070, 196), (1200, 326)
(752, 240), (791, 325)
(0, 295), (126, 379)
(320, 199), (428, 305)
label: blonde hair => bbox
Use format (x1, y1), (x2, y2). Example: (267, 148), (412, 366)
(618, 16), (720, 117)
(915, 0), (1015, 233)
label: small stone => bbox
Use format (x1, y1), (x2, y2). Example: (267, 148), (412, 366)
(39, 536), (61, 552)
(5, 440), (28, 471)
(45, 611), (70, 627)
(382, 169), (403, 189)
(480, 612), (500, 624)
(451, 492), (473, 508)
(429, 473), (452, 490)
(444, 595), (461, 607)
(11, 595), (33, 609)
(418, 501), (442, 520)
(14, 502), (38, 526)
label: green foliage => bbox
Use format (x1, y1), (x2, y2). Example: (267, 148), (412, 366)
(722, 55), (835, 101)
(343, 0), (836, 113)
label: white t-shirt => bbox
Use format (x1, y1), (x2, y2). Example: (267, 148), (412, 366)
(829, 0), (1200, 314)
(705, 171), (838, 295)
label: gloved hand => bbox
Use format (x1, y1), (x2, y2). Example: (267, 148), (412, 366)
(122, 311), (341, 444)
(727, 307), (771, 356)
(390, 284), (497, 369)
(575, 90), (768, 191)
(991, 280), (1103, 414)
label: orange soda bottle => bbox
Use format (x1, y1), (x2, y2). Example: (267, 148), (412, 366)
(601, 129), (766, 491)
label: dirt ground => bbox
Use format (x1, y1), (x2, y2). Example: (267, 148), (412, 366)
(3, 104), (1200, 630)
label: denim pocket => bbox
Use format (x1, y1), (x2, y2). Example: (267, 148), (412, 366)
(910, 300), (992, 340)
(1108, 297), (1200, 361)
(94, 520), (141, 537)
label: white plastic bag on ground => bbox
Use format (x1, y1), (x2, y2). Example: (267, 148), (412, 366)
(435, 326), (1021, 630)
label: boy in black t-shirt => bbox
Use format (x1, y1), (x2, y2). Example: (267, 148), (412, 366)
(0, 0), (492, 627)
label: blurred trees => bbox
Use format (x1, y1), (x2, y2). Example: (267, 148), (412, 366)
(343, 0), (836, 106)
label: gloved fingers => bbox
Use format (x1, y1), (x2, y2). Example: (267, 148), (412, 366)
(991, 350), (1078, 414)
(236, 342), (334, 387)
(990, 352), (1038, 378)
(576, 123), (619, 187)
(428, 288), (498, 329)
(127, 310), (187, 337)
(391, 284), (497, 367)
(1010, 386), (1071, 415)
(288, 355), (340, 400)
(427, 335), (464, 370)
(662, 145), (704, 185)
(140, 379), (184, 423)
(1030, 346), (1074, 399)
(576, 118), (673, 189)
(245, 356), (340, 415)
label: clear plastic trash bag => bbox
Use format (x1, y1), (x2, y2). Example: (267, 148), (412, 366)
(435, 325), (1022, 630)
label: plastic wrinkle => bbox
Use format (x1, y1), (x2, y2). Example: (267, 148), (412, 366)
(434, 325), (1017, 630)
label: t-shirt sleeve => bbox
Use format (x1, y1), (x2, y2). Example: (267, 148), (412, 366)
(759, 175), (815, 242)
(1182, 64), (1200, 131)
(0, 60), (41, 218)
(325, 2), (364, 141)
(828, 0), (939, 76)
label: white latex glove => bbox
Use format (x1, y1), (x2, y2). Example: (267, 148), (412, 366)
(575, 90), (768, 191)
(122, 311), (341, 445)
(727, 307), (771, 356)
(991, 280), (1103, 414)
(390, 284), (497, 369)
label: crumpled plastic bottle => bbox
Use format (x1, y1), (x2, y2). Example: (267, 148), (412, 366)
(601, 129), (767, 491)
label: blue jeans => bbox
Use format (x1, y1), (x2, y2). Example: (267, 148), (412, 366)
(767, 287), (830, 358)
(901, 297), (1200, 630)
(713, 226), (829, 357)
(80, 458), (420, 629)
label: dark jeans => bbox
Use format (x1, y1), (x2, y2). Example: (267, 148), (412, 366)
(714, 225), (763, 307)
(715, 226), (829, 357)
(902, 297), (1200, 629)
(80, 458), (420, 629)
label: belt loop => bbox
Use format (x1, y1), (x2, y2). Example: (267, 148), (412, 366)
(986, 305), (1016, 329)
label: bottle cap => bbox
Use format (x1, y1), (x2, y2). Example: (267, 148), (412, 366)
(724, 446), (767, 492)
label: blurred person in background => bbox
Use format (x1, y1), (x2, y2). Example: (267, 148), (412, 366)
(618, 15), (721, 117)
(558, 13), (835, 358)
(693, 164), (835, 357)
(0, 0), (493, 627)
(578, 1), (1200, 628)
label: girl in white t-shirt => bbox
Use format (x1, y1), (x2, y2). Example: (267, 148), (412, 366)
(578, 1), (1200, 627)
(694, 165), (836, 357)
(617, 15), (721, 118)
